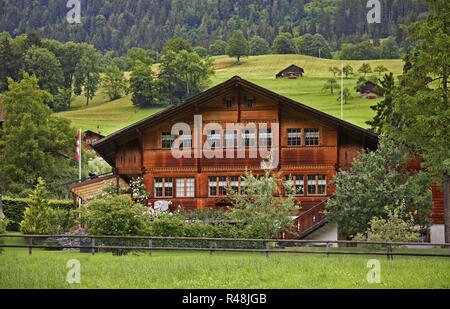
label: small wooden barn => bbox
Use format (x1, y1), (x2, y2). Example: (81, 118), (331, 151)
(359, 81), (379, 99)
(83, 130), (105, 151)
(276, 65), (305, 79)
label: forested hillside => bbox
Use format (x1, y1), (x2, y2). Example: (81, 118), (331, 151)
(0, 0), (427, 55)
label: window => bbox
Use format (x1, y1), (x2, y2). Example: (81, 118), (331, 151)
(206, 130), (221, 148)
(287, 129), (302, 146)
(224, 130), (238, 148)
(178, 131), (192, 149)
(307, 175), (326, 195)
(176, 178), (195, 197)
(230, 176), (240, 193)
(285, 175), (304, 195)
(247, 98), (254, 108)
(209, 176), (245, 196)
(226, 99), (233, 108)
(305, 129), (319, 146)
(155, 178), (173, 197)
(259, 128), (272, 147)
(241, 129), (256, 147)
(162, 133), (175, 149)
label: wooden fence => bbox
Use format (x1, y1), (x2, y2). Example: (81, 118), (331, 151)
(1, 234), (450, 260)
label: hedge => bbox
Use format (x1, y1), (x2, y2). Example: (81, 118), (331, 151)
(2, 197), (73, 231)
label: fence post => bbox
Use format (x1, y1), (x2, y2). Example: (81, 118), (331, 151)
(91, 238), (95, 256)
(28, 237), (32, 256)
(387, 244), (392, 261)
(209, 242), (213, 256)
(326, 242), (329, 258)
(266, 242), (270, 258)
(149, 239), (152, 257)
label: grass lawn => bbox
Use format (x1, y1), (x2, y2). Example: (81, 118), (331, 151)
(55, 54), (403, 136)
(1, 243), (449, 289)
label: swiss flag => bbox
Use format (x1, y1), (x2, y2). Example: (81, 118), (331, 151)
(76, 130), (81, 161)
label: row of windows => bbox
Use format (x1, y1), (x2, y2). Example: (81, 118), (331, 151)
(226, 98), (254, 108)
(153, 175), (327, 198)
(161, 128), (319, 149)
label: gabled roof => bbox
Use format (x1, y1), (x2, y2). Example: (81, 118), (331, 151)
(84, 130), (105, 139)
(277, 64), (304, 75)
(92, 76), (378, 167)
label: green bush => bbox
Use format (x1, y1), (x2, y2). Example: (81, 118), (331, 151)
(0, 218), (9, 253)
(3, 197), (73, 231)
(48, 208), (74, 235)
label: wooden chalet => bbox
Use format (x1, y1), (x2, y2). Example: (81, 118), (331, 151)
(276, 65), (304, 79)
(83, 130), (104, 151)
(359, 81), (379, 99)
(89, 76), (445, 242)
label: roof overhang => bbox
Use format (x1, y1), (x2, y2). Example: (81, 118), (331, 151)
(92, 76), (379, 167)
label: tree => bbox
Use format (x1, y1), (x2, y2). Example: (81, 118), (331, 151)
(336, 88), (353, 105)
(385, 0), (450, 242)
(129, 60), (158, 108)
(226, 30), (250, 64)
(272, 33), (296, 54)
(0, 74), (78, 197)
(249, 36), (271, 56)
(23, 47), (64, 96)
(329, 66), (340, 78)
(380, 37), (401, 59)
(226, 170), (300, 239)
(127, 47), (155, 67)
(366, 73), (397, 134)
(343, 65), (354, 79)
(374, 65), (388, 76)
(74, 44), (101, 106)
(102, 64), (128, 101)
(325, 138), (433, 235)
(322, 78), (337, 95)
(339, 41), (381, 60)
(20, 177), (50, 235)
(295, 33), (331, 58)
(358, 63), (372, 77)
(0, 32), (14, 92)
(209, 40), (228, 56)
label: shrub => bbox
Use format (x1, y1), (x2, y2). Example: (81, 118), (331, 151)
(20, 178), (50, 235)
(353, 204), (421, 243)
(3, 197), (72, 231)
(0, 218), (9, 254)
(48, 208), (74, 235)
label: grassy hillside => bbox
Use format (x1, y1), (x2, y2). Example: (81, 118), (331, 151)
(55, 54), (404, 136)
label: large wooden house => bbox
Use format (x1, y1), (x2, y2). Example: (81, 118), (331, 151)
(88, 76), (445, 242)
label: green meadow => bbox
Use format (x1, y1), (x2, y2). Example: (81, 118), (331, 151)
(55, 54), (404, 136)
(1, 246), (449, 289)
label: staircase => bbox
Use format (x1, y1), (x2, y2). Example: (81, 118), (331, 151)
(295, 196), (334, 239)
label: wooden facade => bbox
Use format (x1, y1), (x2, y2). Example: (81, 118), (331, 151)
(92, 76), (380, 215)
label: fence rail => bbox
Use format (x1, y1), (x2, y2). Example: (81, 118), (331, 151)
(1, 234), (450, 259)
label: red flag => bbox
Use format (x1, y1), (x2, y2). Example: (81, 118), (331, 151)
(76, 130), (81, 161)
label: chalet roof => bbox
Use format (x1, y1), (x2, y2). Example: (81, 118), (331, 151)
(92, 76), (379, 167)
(360, 81), (378, 93)
(277, 64), (304, 75)
(84, 130), (105, 138)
